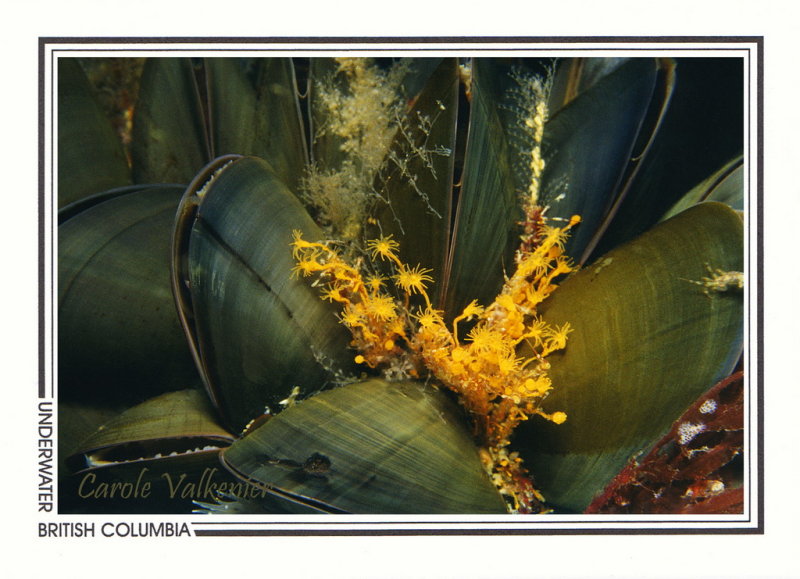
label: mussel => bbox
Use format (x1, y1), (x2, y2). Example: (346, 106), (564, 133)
(221, 378), (508, 514)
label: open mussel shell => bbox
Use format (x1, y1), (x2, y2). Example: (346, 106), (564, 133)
(69, 389), (234, 468)
(60, 450), (230, 514)
(441, 58), (521, 318)
(537, 57), (664, 264)
(58, 185), (200, 404)
(61, 390), (237, 514)
(589, 58), (744, 261)
(130, 57), (307, 189)
(220, 378), (508, 514)
(443, 58), (662, 317)
(172, 155), (356, 433)
(366, 58), (459, 308)
(661, 156), (744, 220)
(58, 58), (132, 208)
(517, 202), (743, 512)
(130, 58), (208, 185)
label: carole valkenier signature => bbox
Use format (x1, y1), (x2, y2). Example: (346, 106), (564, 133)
(76, 467), (268, 501)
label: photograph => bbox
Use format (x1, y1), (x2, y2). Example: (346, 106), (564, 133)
(50, 44), (754, 526)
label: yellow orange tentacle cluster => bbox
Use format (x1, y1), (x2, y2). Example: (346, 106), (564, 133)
(410, 215), (580, 451)
(291, 213), (580, 512)
(292, 231), (414, 372)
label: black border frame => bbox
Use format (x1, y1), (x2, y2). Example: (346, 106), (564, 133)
(39, 36), (764, 537)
